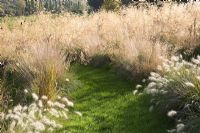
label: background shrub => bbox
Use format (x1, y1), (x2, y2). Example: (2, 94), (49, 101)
(102, 0), (122, 11)
(88, 0), (104, 11)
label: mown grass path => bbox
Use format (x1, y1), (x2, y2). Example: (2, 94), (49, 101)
(61, 64), (173, 133)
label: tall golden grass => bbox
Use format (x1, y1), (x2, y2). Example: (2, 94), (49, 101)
(15, 44), (66, 99)
(0, 3), (200, 98)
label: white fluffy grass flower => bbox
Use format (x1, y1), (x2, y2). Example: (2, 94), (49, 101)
(66, 78), (70, 82)
(38, 100), (43, 108)
(53, 102), (65, 109)
(167, 110), (177, 118)
(32, 93), (39, 101)
(74, 111), (82, 117)
(185, 82), (195, 88)
(147, 82), (157, 89)
(31, 121), (45, 131)
(67, 101), (74, 107)
(1, 94), (74, 133)
(192, 58), (200, 64)
(47, 100), (54, 107)
(61, 97), (74, 107)
(176, 123), (185, 133)
(133, 90), (138, 95)
(41, 95), (48, 100)
(136, 84), (142, 89)
(24, 89), (28, 94)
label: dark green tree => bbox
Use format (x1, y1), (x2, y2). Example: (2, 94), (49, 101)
(88, 0), (104, 11)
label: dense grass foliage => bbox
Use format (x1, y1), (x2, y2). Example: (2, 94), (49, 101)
(1, 3), (200, 132)
(59, 64), (173, 132)
(145, 56), (200, 132)
(1, 3), (200, 79)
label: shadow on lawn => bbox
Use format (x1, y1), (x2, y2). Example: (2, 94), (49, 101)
(60, 64), (174, 133)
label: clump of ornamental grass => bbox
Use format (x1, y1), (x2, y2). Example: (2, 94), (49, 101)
(145, 55), (200, 133)
(0, 91), (75, 133)
(15, 44), (67, 100)
(1, 3), (200, 85)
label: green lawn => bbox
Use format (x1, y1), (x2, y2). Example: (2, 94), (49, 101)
(59, 64), (173, 133)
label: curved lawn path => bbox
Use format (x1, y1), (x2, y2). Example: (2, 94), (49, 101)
(62, 64), (173, 133)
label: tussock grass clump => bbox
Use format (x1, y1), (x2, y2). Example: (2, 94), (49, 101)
(16, 44), (67, 99)
(0, 45), (68, 112)
(145, 55), (200, 132)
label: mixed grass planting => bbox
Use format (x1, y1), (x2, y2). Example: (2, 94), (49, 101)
(1, 1), (200, 133)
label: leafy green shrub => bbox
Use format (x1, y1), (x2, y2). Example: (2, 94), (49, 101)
(145, 55), (200, 132)
(88, 0), (104, 11)
(102, 0), (122, 11)
(121, 0), (134, 5)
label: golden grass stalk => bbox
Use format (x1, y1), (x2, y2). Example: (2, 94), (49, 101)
(0, 3), (200, 77)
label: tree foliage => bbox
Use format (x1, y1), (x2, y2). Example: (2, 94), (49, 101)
(102, 0), (122, 11)
(0, 0), (88, 16)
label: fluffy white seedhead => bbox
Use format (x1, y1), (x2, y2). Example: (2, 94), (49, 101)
(32, 93), (39, 101)
(192, 58), (200, 65)
(66, 78), (70, 82)
(57, 96), (61, 100)
(1, 94), (76, 132)
(74, 111), (82, 117)
(53, 102), (65, 109)
(136, 84), (142, 89)
(185, 82), (195, 88)
(38, 100), (43, 108)
(47, 100), (54, 107)
(41, 95), (48, 100)
(31, 121), (45, 132)
(167, 110), (177, 118)
(61, 97), (74, 107)
(24, 89), (28, 94)
(67, 101), (74, 107)
(133, 90), (138, 95)
(176, 123), (185, 133)
(145, 56), (200, 133)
